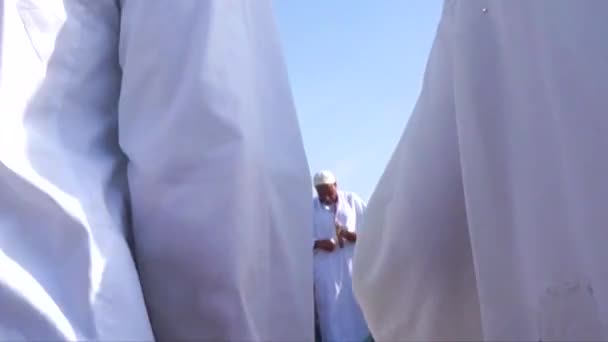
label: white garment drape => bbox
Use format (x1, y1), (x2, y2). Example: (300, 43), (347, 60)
(0, 0), (312, 340)
(353, 1), (608, 341)
(314, 191), (368, 342)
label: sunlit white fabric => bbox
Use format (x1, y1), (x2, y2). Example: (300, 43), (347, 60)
(314, 191), (368, 342)
(353, 1), (608, 341)
(0, 0), (313, 340)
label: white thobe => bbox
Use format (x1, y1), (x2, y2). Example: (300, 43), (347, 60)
(314, 191), (368, 342)
(353, 1), (608, 341)
(0, 0), (312, 341)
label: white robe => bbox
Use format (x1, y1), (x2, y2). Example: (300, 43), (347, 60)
(314, 191), (368, 342)
(353, 1), (608, 341)
(0, 0), (313, 340)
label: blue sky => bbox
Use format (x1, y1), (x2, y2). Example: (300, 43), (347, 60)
(274, 1), (443, 201)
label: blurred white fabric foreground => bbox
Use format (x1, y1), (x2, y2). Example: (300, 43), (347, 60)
(353, 1), (608, 341)
(0, 0), (312, 340)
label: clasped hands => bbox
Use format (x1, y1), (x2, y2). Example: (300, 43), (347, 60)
(314, 226), (357, 252)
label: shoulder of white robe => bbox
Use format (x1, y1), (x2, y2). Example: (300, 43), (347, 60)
(344, 191), (366, 208)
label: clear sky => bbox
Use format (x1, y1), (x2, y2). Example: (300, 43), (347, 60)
(274, 1), (443, 201)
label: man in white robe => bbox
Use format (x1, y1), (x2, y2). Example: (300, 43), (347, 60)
(313, 171), (369, 342)
(0, 0), (312, 340)
(353, 1), (608, 341)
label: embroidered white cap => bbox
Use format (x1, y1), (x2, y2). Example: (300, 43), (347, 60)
(313, 170), (337, 186)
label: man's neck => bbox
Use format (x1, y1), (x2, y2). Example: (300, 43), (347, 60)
(320, 199), (337, 206)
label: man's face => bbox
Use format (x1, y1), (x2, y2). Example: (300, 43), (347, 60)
(315, 183), (338, 205)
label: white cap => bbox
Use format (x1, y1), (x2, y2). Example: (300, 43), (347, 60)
(313, 170), (337, 186)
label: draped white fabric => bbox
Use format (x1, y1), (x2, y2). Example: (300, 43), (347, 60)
(314, 191), (368, 342)
(0, 0), (313, 340)
(354, 1), (608, 341)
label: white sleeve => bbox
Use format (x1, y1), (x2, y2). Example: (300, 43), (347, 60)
(352, 9), (481, 341)
(117, 1), (313, 340)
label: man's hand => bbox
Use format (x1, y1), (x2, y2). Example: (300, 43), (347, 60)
(314, 239), (336, 252)
(339, 229), (357, 243)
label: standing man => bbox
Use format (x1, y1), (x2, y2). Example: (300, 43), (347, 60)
(313, 171), (369, 342)
(353, 1), (608, 341)
(0, 0), (312, 340)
